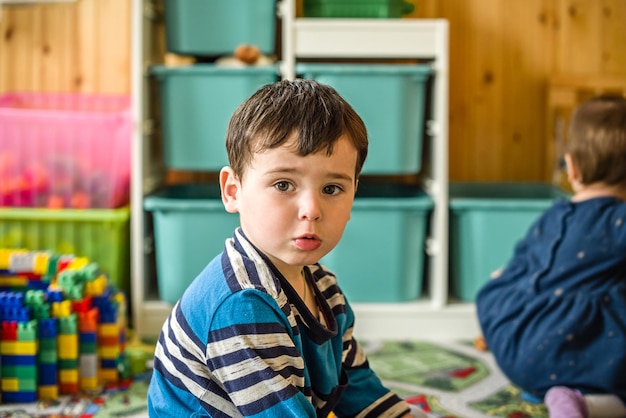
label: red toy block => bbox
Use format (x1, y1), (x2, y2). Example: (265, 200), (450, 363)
(1, 321), (18, 340)
(72, 296), (93, 313)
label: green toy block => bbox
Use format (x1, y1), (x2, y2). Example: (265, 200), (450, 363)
(17, 320), (38, 341)
(57, 358), (78, 370)
(58, 271), (85, 300)
(18, 378), (37, 391)
(58, 314), (77, 334)
(82, 263), (100, 281)
(80, 342), (97, 354)
(38, 350), (57, 364)
(25, 290), (46, 306)
(46, 254), (60, 276)
(1, 365), (37, 380)
(30, 304), (50, 320)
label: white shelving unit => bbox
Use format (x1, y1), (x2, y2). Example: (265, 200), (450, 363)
(130, 0), (480, 341)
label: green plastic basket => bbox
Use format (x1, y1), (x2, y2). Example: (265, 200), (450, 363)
(0, 207), (130, 294)
(303, 0), (415, 18)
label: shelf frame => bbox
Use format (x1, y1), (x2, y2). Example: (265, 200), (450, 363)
(130, 0), (480, 341)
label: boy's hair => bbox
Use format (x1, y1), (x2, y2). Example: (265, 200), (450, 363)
(567, 94), (626, 186)
(225, 78), (368, 179)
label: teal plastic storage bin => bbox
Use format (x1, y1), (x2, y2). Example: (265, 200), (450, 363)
(449, 182), (570, 302)
(144, 184), (240, 304)
(297, 64), (431, 175)
(164, 0), (277, 56)
(321, 182), (433, 302)
(303, 0), (414, 18)
(151, 64), (278, 171)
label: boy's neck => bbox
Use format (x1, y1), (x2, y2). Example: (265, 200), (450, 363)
(571, 181), (626, 202)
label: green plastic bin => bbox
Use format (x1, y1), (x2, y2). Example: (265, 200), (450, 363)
(164, 0), (277, 56)
(303, 0), (414, 17)
(321, 182), (433, 302)
(0, 207), (130, 295)
(144, 184), (240, 304)
(151, 64), (278, 171)
(449, 182), (570, 302)
(297, 63), (431, 175)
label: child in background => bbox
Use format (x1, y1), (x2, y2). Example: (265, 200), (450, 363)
(476, 95), (626, 418)
(147, 79), (422, 417)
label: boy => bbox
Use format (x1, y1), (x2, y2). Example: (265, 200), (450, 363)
(476, 94), (626, 418)
(147, 79), (419, 417)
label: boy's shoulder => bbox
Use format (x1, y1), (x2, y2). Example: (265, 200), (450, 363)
(184, 251), (283, 305)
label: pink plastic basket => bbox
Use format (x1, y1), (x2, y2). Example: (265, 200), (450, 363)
(0, 92), (132, 209)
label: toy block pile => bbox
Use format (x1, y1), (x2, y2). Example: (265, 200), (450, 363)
(0, 249), (128, 403)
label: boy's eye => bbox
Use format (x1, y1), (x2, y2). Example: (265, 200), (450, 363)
(274, 181), (292, 192)
(323, 185), (342, 195)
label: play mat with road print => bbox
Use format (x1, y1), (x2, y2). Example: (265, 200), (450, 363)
(0, 340), (548, 418)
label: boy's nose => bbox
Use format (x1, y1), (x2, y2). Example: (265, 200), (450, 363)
(298, 193), (322, 221)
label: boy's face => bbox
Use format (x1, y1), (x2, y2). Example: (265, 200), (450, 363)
(220, 134), (358, 279)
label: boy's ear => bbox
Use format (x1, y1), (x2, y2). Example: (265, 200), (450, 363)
(220, 167), (240, 213)
(564, 153), (581, 185)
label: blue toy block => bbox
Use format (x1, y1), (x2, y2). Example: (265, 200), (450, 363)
(45, 289), (64, 303)
(100, 359), (117, 369)
(38, 318), (57, 339)
(2, 391), (38, 403)
(79, 332), (97, 344)
(0, 291), (24, 308)
(91, 289), (113, 306)
(6, 355), (37, 366)
(38, 363), (58, 385)
(27, 281), (49, 291)
(1, 306), (30, 322)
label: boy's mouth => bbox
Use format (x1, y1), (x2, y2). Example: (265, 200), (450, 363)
(294, 235), (321, 251)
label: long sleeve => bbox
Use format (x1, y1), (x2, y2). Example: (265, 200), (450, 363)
(150, 288), (318, 417)
(332, 304), (410, 418)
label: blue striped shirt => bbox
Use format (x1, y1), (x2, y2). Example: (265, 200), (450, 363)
(148, 228), (409, 417)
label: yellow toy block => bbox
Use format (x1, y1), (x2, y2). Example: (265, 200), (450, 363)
(2, 378), (19, 392)
(80, 376), (99, 391)
(98, 345), (120, 359)
(33, 252), (50, 275)
(98, 369), (118, 383)
(57, 335), (78, 359)
(85, 275), (107, 296)
(0, 276), (28, 287)
(38, 385), (59, 401)
(0, 249), (26, 269)
(66, 257), (89, 271)
(98, 323), (119, 338)
(1, 341), (37, 356)
(59, 369), (79, 384)
(52, 300), (72, 318)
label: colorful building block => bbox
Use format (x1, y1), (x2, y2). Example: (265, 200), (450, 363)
(0, 249), (129, 402)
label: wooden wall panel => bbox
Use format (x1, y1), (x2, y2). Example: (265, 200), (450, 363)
(413, 0), (625, 182)
(601, 0), (626, 73)
(0, 0), (130, 94)
(1, 0), (624, 182)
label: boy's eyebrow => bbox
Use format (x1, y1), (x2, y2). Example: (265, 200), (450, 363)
(265, 167), (354, 182)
